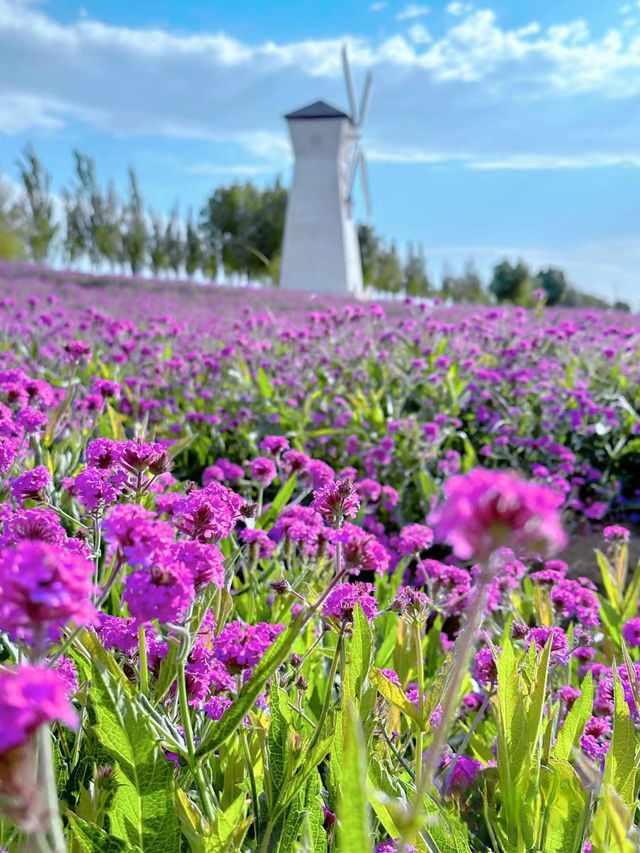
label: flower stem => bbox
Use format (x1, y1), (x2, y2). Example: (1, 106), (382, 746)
(177, 659), (216, 824)
(308, 630), (344, 754)
(138, 624), (149, 696)
(38, 725), (66, 853)
(413, 621), (425, 790)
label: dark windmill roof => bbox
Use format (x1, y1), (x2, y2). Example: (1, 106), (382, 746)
(284, 100), (351, 120)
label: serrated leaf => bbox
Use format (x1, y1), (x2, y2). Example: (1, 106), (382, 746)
(337, 702), (372, 853)
(90, 663), (181, 852)
(343, 604), (373, 703)
(66, 811), (136, 853)
(603, 667), (638, 814)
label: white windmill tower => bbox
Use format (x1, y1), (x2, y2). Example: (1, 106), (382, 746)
(279, 47), (372, 297)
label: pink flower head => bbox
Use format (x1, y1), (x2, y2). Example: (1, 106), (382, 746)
(259, 435), (289, 455)
(311, 477), (360, 526)
(63, 340), (91, 362)
(173, 541), (225, 591)
(240, 527), (276, 558)
(86, 438), (123, 469)
(214, 621), (285, 675)
(603, 525), (630, 544)
(429, 468), (567, 562)
(249, 456), (277, 487)
(473, 647), (498, 687)
(174, 482), (244, 542)
(333, 523), (390, 575)
(123, 561), (195, 625)
(622, 617), (640, 648)
(121, 440), (170, 475)
(442, 755), (484, 795)
(0, 541), (96, 645)
(1, 508), (66, 547)
(103, 504), (174, 566)
(394, 524), (434, 556)
(322, 582), (378, 623)
(0, 665), (77, 753)
(11, 466), (51, 505)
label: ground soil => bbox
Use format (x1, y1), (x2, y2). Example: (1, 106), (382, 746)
(563, 529), (640, 584)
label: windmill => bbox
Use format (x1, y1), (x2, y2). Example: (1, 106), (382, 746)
(279, 46), (373, 296)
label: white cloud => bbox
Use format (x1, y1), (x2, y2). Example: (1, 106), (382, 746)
(369, 1), (388, 10)
(396, 4), (430, 22)
(408, 23), (432, 44)
(3, 0), (640, 179)
(470, 152), (640, 169)
(446, 2), (472, 15)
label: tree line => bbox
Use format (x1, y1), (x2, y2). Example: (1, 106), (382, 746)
(0, 145), (629, 309)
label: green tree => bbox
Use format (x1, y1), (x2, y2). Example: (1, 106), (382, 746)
(441, 262), (488, 303)
(16, 145), (58, 262)
(403, 242), (430, 297)
(489, 259), (532, 305)
(375, 242), (403, 294)
(0, 178), (25, 260)
(121, 167), (148, 275)
(357, 224), (381, 289)
(535, 267), (567, 306)
(164, 206), (184, 276)
(200, 179), (286, 284)
(94, 181), (122, 269)
(149, 215), (168, 277)
(184, 210), (202, 278)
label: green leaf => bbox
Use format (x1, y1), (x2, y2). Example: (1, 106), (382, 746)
(343, 604), (373, 703)
(603, 666), (638, 814)
(256, 474), (297, 530)
(256, 366), (274, 399)
(596, 549), (621, 611)
(537, 760), (590, 853)
(552, 672), (593, 762)
(197, 611), (305, 758)
(337, 702), (372, 853)
(66, 812), (137, 853)
(89, 663), (181, 852)
(267, 680), (290, 803)
(369, 668), (421, 726)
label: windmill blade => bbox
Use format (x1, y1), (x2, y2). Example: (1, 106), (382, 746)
(359, 150), (372, 218)
(341, 44), (358, 122)
(358, 72), (373, 128)
(345, 142), (361, 203)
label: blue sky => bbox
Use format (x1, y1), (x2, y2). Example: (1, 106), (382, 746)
(1, 0), (640, 304)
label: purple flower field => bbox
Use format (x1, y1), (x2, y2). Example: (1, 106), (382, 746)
(0, 260), (638, 852)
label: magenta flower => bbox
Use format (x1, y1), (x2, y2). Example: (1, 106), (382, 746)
(322, 582), (378, 623)
(393, 523), (434, 556)
(10, 466), (51, 505)
(0, 541), (96, 645)
(249, 456), (277, 487)
(214, 621), (285, 675)
(603, 525), (630, 544)
(472, 647), (498, 687)
(174, 482), (244, 542)
(173, 541), (225, 590)
(123, 562), (195, 625)
(259, 435), (289, 455)
(0, 665), (77, 754)
(442, 755), (484, 795)
(429, 468), (567, 561)
(311, 477), (360, 526)
(622, 617), (640, 648)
